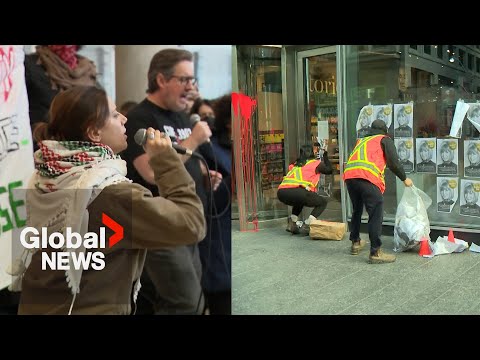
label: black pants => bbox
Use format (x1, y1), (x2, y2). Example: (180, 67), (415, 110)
(0, 288), (20, 315)
(136, 244), (204, 315)
(205, 291), (231, 315)
(277, 187), (327, 218)
(345, 178), (384, 253)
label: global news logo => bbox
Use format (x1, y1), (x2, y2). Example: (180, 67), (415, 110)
(19, 213), (123, 271)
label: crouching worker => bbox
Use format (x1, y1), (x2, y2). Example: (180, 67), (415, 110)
(16, 86), (206, 315)
(343, 119), (413, 263)
(277, 145), (333, 236)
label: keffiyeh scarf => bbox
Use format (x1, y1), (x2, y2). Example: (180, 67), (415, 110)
(10, 141), (131, 313)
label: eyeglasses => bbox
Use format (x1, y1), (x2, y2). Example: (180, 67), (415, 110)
(170, 75), (197, 86)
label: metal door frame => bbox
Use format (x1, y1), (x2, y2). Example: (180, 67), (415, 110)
(290, 45), (347, 223)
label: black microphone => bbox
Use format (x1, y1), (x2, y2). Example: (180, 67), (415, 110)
(190, 113), (211, 143)
(134, 128), (194, 156)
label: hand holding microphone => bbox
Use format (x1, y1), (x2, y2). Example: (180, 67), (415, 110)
(134, 128), (195, 157)
(190, 114), (211, 144)
(134, 127), (173, 159)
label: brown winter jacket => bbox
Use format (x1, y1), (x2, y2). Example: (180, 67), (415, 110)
(18, 147), (206, 315)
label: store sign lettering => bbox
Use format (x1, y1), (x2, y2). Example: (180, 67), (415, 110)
(309, 76), (336, 96)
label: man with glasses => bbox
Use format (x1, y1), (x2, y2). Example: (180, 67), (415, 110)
(122, 48), (221, 315)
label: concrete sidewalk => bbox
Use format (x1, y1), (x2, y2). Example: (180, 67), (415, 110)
(232, 223), (480, 315)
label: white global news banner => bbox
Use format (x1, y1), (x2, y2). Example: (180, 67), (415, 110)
(0, 45), (34, 290)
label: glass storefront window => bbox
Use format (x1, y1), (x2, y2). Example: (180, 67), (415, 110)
(302, 52), (343, 221)
(235, 45), (287, 220)
(343, 45), (480, 230)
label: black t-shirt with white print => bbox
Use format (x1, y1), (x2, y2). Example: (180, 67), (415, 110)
(122, 98), (207, 209)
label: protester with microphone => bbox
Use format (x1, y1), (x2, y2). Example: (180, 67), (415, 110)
(16, 86), (205, 314)
(122, 48), (222, 315)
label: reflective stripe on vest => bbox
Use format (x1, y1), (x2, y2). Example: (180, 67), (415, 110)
(279, 159), (317, 189)
(345, 136), (383, 178)
(344, 135), (386, 184)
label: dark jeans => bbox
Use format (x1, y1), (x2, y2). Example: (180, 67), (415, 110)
(345, 178), (384, 254)
(277, 187), (328, 218)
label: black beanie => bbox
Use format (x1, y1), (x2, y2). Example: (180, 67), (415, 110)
(370, 119), (388, 134)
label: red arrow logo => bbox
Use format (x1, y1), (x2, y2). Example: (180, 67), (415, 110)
(102, 213), (123, 248)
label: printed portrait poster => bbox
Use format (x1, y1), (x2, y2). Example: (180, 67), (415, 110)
(437, 177), (459, 213)
(416, 138), (437, 173)
(436, 138), (458, 176)
(395, 138), (414, 173)
(466, 103), (480, 133)
(373, 104), (392, 130)
(459, 179), (480, 218)
(394, 102), (414, 138)
(464, 140), (480, 178)
(356, 105), (373, 139)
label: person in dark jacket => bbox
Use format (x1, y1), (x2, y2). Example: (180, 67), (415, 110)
(197, 94), (232, 315)
(343, 120), (413, 264)
(24, 45), (98, 151)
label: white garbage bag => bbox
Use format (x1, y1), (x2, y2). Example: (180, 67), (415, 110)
(393, 185), (432, 252)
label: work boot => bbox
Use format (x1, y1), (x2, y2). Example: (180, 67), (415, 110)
(368, 248), (396, 264)
(299, 223), (310, 236)
(286, 218), (300, 234)
(350, 239), (366, 255)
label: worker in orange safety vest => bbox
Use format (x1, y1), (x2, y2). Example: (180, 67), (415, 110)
(277, 144), (333, 235)
(343, 119), (413, 264)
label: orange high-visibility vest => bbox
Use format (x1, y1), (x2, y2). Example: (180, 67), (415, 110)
(278, 159), (320, 192)
(343, 134), (387, 193)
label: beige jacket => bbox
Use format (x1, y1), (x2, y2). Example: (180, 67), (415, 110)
(18, 147), (206, 315)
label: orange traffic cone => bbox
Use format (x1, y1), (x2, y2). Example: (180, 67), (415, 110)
(419, 237), (432, 256)
(448, 229), (455, 243)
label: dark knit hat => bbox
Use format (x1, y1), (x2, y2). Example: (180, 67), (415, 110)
(370, 119), (388, 134)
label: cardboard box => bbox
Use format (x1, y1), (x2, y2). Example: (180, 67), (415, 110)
(309, 220), (347, 241)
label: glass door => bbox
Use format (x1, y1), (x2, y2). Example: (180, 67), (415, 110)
(234, 45), (288, 221)
(296, 47), (343, 222)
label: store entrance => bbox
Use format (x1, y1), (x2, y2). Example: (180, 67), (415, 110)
(295, 47), (343, 222)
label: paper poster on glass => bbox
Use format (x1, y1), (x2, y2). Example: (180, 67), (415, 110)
(450, 100), (468, 138)
(437, 177), (458, 213)
(416, 138), (436, 173)
(459, 179), (480, 218)
(317, 173), (332, 198)
(466, 103), (480, 133)
(356, 105), (373, 138)
(394, 138), (414, 173)
(373, 104), (392, 130)
(464, 140), (480, 178)
(316, 119), (329, 154)
(436, 139), (458, 175)
(394, 102), (413, 138)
